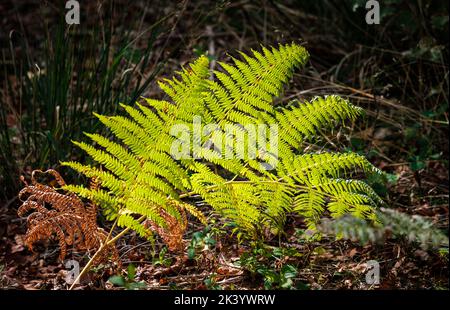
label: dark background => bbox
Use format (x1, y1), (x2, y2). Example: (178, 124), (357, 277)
(0, 0), (448, 290)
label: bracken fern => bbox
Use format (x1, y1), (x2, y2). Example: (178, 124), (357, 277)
(319, 208), (449, 249)
(62, 43), (384, 243)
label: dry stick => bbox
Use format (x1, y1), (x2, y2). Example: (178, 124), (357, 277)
(69, 216), (144, 290)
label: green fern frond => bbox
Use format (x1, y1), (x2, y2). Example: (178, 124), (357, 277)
(319, 208), (449, 249)
(208, 43), (309, 129)
(62, 43), (386, 245)
(117, 213), (154, 240)
(276, 95), (363, 148)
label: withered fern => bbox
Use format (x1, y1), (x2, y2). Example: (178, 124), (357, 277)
(18, 169), (118, 263)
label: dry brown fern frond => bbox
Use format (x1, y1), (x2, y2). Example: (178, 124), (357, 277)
(17, 169), (118, 263)
(144, 200), (190, 252)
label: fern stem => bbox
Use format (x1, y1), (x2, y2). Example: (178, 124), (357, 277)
(69, 215), (145, 290)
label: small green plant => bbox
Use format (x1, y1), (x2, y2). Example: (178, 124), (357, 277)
(108, 264), (146, 290)
(439, 248), (449, 263)
(404, 123), (444, 172)
(204, 274), (222, 290)
(260, 264), (298, 290)
(152, 247), (173, 268)
(238, 244), (305, 289)
(187, 226), (218, 260)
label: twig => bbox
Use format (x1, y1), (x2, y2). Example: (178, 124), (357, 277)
(68, 216), (145, 290)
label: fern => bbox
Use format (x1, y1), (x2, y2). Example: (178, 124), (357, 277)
(17, 170), (118, 262)
(319, 208), (449, 249)
(62, 43), (385, 244)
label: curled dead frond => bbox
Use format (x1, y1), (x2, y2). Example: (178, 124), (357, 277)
(17, 169), (118, 263)
(143, 200), (204, 252)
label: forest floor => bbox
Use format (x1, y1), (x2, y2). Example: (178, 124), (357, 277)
(0, 0), (448, 290)
(0, 197), (448, 290)
(1, 157), (448, 290)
